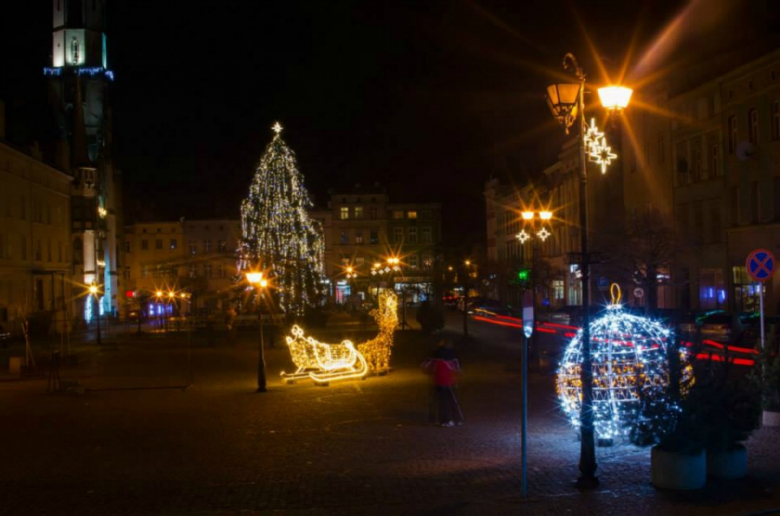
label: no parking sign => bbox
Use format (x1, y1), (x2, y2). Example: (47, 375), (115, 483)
(746, 249), (776, 282)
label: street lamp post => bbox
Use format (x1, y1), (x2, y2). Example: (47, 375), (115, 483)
(246, 271), (269, 392)
(89, 282), (101, 346)
(462, 260), (473, 336)
(546, 53), (631, 489)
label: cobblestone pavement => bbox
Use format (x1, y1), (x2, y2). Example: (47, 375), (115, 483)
(1, 313), (780, 515)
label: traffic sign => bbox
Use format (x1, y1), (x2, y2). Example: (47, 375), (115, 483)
(746, 249), (776, 282)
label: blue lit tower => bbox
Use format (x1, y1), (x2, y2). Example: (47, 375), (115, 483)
(45, 0), (120, 323)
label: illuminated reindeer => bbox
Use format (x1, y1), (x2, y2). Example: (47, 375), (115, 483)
(281, 289), (399, 385)
(357, 289), (398, 374)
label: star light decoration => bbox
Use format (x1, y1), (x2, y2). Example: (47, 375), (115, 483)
(583, 118), (604, 155)
(536, 227), (551, 241)
(281, 289), (399, 385)
(517, 230), (531, 244)
(556, 284), (688, 440)
(590, 136), (618, 174)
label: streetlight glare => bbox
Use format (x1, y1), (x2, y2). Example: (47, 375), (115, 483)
(89, 284), (99, 295)
(521, 211), (534, 220)
(539, 211), (553, 220)
(259, 279), (268, 288)
(598, 86), (633, 111)
(246, 271), (264, 285)
(156, 290), (163, 297)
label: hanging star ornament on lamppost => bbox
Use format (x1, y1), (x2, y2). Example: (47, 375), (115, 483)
(590, 136), (618, 174)
(583, 118), (604, 156)
(517, 230), (531, 244)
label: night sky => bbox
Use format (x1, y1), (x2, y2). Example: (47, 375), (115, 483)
(0, 0), (687, 245)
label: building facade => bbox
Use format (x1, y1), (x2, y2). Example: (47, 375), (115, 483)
(123, 219), (242, 317)
(0, 128), (74, 334)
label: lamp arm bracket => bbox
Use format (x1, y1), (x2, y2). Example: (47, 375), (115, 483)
(562, 53), (585, 80)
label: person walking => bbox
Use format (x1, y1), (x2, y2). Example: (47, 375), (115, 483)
(422, 339), (463, 427)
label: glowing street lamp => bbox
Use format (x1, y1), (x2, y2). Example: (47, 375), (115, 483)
(545, 52), (632, 490)
(246, 271), (269, 392)
(598, 86), (633, 113)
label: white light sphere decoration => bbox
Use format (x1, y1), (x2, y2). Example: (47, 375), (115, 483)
(556, 287), (672, 440)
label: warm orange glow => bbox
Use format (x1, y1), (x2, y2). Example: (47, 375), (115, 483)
(598, 86), (633, 111)
(156, 290), (163, 298)
(89, 283), (99, 296)
(168, 291), (175, 299)
(521, 211), (534, 220)
(246, 271), (264, 285)
(539, 211), (553, 221)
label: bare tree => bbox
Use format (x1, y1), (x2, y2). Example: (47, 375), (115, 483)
(598, 208), (677, 313)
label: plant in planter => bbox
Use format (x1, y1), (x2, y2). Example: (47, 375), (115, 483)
(629, 338), (707, 490)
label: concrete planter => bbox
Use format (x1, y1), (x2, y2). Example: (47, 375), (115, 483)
(707, 446), (748, 479)
(763, 410), (780, 427)
(651, 446), (706, 490)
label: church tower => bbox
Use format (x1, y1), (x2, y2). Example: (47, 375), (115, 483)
(46, 0), (121, 323)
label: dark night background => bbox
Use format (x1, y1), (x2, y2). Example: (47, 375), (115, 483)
(0, 0), (686, 246)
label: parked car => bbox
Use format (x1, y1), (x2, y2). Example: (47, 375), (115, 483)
(700, 312), (744, 344)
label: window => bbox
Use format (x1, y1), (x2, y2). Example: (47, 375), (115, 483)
(749, 109), (760, 145)
(710, 144), (719, 177)
(142, 266), (149, 279)
(693, 202), (704, 241)
(393, 227), (403, 243)
(205, 263), (212, 278)
(773, 100), (780, 141)
(420, 210), (431, 220)
(218, 240), (227, 252)
(370, 230), (379, 244)
(407, 211), (418, 219)
(47, 240), (52, 262)
(155, 239), (162, 250)
(170, 239), (177, 250)
(218, 262), (226, 277)
(355, 232), (364, 244)
(690, 136), (702, 181)
(20, 195), (25, 220)
(189, 243), (197, 255)
(392, 210), (404, 219)
(125, 241), (130, 253)
(408, 255), (419, 268)
(732, 266), (758, 312)
(709, 203), (722, 243)
(340, 207), (349, 220)
(728, 115), (738, 153)
(58, 242), (63, 262)
(553, 280), (565, 306)
(124, 268), (130, 280)
(751, 181), (760, 222)
(35, 240), (42, 261)
(354, 206), (364, 219)
(204, 240), (212, 253)
(731, 186), (740, 225)
(422, 254), (433, 269)
(20, 236), (26, 260)
(421, 226), (432, 244)
(369, 207), (378, 219)
(699, 268), (726, 310)
(340, 232), (348, 244)
(141, 239), (149, 250)
(408, 227), (418, 243)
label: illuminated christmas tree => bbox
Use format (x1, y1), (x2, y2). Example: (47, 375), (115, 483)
(239, 122), (324, 315)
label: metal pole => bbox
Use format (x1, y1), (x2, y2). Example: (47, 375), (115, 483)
(463, 279), (469, 336)
(575, 62), (598, 489)
(521, 331), (528, 497)
(95, 294), (102, 346)
(257, 288), (267, 392)
(760, 282), (766, 351)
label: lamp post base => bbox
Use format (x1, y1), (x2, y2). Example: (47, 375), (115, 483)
(256, 387), (267, 393)
(574, 474), (600, 490)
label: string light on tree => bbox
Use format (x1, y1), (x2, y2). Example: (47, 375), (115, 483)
(238, 121), (325, 315)
(556, 284), (678, 440)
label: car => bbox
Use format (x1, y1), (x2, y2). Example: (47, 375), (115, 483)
(127, 309), (147, 323)
(699, 312), (744, 344)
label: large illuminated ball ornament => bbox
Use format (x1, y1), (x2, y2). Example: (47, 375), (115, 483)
(556, 286), (672, 440)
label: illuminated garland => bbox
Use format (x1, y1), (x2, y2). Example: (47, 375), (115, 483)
(281, 290), (398, 384)
(556, 285), (686, 440)
(357, 289), (398, 374)
(238, 122), (325, 315)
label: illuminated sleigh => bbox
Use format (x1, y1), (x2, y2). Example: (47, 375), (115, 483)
(281, 325), (368, 385)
